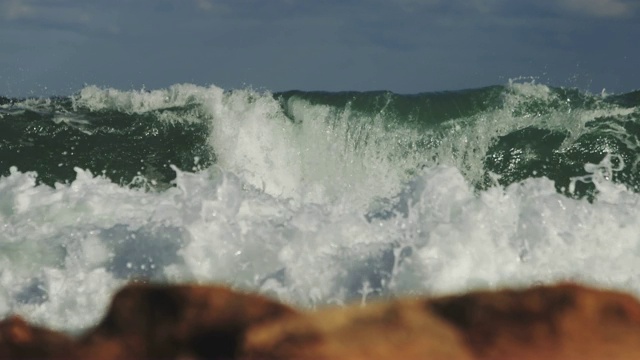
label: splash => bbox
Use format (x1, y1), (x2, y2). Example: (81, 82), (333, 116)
(1, 81), (639, 332)
(1, 152), (640, 331)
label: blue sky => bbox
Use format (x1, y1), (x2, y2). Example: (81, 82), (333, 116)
(1, 0), (639, 96)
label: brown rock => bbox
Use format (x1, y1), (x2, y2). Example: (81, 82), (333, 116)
(77, 283), (298, 359)
(0, 315), (74, 359)
(4, 282), (640, 359)
(427, 283), (640, 360)
(242, 298), (473, 360)
(244, 283), (640, 360)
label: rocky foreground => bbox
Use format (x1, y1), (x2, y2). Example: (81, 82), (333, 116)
(2, 283), (640, 359)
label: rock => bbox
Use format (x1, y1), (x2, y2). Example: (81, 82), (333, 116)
(3, 282), (640, 359)
(243, 283), (640, 360)
(76, 283), (298, 359)
(242, 297), (473, 360)
(427, 283), (640, 360)
(0, 315), (74, 359)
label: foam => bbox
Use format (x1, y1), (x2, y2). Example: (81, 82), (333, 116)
(1, 81), (639, 332)
(1, 154), (639, 331)
(71, 84), (224, 115)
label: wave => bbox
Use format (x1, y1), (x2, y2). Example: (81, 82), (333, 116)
(2, 81), (639, 200)
(1, 80), (639, 332)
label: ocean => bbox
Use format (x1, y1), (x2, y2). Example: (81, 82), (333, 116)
(1, 80), (639, 332)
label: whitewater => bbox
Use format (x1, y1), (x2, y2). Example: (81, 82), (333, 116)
(0, 80), (639, 332)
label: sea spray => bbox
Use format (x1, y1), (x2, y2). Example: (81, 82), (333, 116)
(0, 81), (639, 332)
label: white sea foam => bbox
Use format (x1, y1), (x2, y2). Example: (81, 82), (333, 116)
(1, 155), (639, 331)
(0, 82), (639, 332)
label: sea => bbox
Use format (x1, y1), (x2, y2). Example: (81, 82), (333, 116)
(1, 79), (639, 332)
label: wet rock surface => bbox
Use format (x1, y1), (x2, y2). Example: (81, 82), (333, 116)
(2, 283), (640, 359)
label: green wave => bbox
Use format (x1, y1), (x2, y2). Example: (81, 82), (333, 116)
(1, 83), (639, 199)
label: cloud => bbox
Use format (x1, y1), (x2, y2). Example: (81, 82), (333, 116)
(391, 0), (441, 11)
(194, 0), (214, 12)
(0, 0), (122, 36)
(2, 0), (35, 20)
(559, 0), (635, 18)
(2, 0), (91, 24)
(386, 0), (636, 19)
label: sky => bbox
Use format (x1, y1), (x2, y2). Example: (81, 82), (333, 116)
(1, 0), (639, 97)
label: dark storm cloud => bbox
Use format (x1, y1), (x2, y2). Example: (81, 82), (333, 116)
(0, 0), (638, 96)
